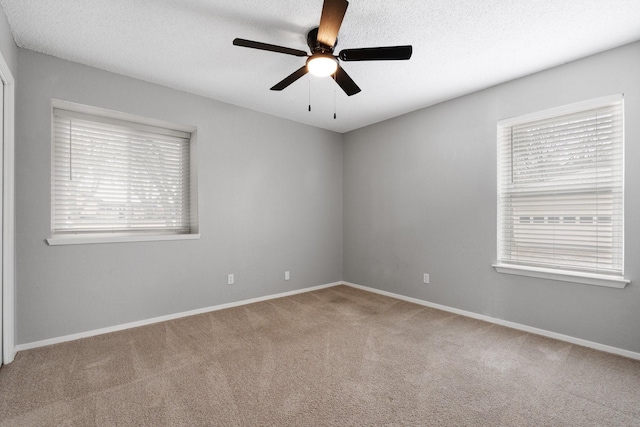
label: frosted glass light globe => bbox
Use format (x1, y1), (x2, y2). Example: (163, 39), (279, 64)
(307, 54), (338, 77)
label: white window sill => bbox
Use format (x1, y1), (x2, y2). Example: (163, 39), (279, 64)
(47, 233), (201, 246)
(493, 263), (630, 289)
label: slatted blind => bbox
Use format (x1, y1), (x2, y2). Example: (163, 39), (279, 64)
(52, 108), (193, 235)
(497, 97), (624, 276)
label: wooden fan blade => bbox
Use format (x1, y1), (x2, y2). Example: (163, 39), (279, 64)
(339, 45), (413, 61)
(333, 65), (361, 96)
(271, 66), (309, 91)
(233, 38), (308, 57)
(317, 0), (349, 48)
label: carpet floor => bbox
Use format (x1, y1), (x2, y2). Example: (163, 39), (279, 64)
(0, 285), (639, 426)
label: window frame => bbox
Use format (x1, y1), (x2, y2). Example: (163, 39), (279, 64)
(47, 100), (200, 246)
(493, 95), (629, 288)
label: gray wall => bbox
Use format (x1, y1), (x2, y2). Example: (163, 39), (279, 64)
(343, 41), (640, 353)
(16, 49), (343, 344)
(14, 39), (640, 354)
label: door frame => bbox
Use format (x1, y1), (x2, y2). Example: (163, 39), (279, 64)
(0, 48), (15, 365)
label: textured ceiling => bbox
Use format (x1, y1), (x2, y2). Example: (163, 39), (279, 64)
(2, 0), (640, 133)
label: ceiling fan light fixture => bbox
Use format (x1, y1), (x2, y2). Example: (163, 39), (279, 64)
(307, 53), (338, 77)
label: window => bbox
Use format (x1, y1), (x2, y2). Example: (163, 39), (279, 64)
(494, 95), (628, 288)
(47, 101), (199, 245)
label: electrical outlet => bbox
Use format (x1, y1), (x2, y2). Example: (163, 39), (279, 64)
(227, 274), (234, 285)
(285, 271), (290, 281)
(423, 273), (430, 284)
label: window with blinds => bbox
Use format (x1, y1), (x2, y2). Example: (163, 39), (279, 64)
(496, 95), (625, 283)
(50, 104), (198, 242)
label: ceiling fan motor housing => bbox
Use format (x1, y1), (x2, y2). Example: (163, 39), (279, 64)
(307, 27), (336, 54)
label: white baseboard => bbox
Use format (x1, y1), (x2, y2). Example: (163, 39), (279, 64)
(14, 280), (640, 362)
(343, 282), (640, 361)
(15, 281), (341, 352)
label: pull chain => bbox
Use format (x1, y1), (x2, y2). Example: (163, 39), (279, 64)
(69, 119), (73, 181)
(333, 86), (337, 119)
(308, 79), (311, 112)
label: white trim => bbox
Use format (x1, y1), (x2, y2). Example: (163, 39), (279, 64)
(0, 47), (14, 364)
(51, 99), (196, 134)
(343, 282), (640, 361)
(497, 93), (623, 126)
(14, 280), (640, 361)
(493, 264), (630, 288)
(46, 233), (201, 246)
(15, 281), (341, 352)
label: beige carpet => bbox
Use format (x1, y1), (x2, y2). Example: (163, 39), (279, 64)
(1, 285), (639, 426)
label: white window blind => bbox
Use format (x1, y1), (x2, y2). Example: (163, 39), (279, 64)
(497, 96), (624, 278)
(52, 107), (195, 237)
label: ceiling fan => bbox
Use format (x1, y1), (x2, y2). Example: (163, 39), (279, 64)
(232, 0), (413, 96)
